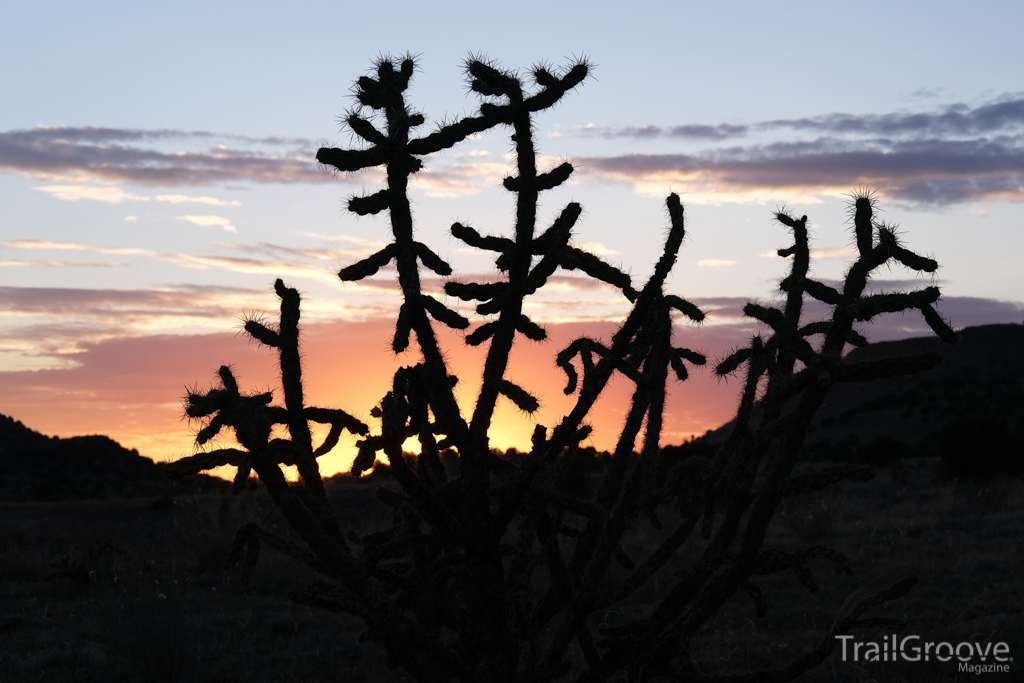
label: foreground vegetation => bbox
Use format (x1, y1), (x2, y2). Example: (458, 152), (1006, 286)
(160, 54), (963, 681)
(1, 461), (1021, 682)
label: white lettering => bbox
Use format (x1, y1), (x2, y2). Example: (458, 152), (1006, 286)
(901, 635), (921, 661)
(835, 636), (1010, 667)
(835, 635), (853, 661)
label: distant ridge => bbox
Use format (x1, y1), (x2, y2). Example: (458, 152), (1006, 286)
(0, 414), (226, 502)
(690, 324), (1024, 468)
(805, 323), (1024, 453)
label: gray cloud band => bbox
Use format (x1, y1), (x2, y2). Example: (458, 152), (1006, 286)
(586, 95), (1024, 140)
(578, 137), (1024, 204)
(0, 127), (329, 185)
(4, 95), (1024, 203)
(1, 127), (311, 146)
(573, 95), (1024, 204)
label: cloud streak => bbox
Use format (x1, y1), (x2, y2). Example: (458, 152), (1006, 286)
(180, 214), (237, 233)
(0, 284), (255, 319)
(0, 126), (330, 186)
(577, 95), (1024, 204)
(0, 259), (118, 268)
(33, 184), (241, 205)
(1, 238), (346, 285)
(0, 126), (513, 198)
(579, 139), (1024, 204)
(2, 240), (153, 256)
(0, 282), (399, 372)
(585, 95), (1024, 141)
(0, 285), (268, 370)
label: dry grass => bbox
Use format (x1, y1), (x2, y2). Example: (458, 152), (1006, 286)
(1, 460), (1020, 682)
(0, 484), (397, 682)
(685, 458), (1024, 682)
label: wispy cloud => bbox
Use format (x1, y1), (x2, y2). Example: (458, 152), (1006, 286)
(180, 214), (237, 233)
(585, 95), (1024, 142)
(34, 184), (242, 205)
(2, 240), (154, 256)
(763, 97), (1024, 138)
(300, 233), (386, 248)
(1, 126), (330, 186)
(0, 259), (118, 268)
(580, 122), (750, 141)
(223, 240), (382, 263)
(408, 161), (509, 197)
(0, 284), (254, 318)
(0, 238), (361, 286)
(155, 194), (240, 206)
(0, 285), (267, 370)
(579, 141), (1024, 205)
(811, 247), (859, 260)
(0, 282), (399, 372)
(35, 185), (148, 203)
(5, 126), (310, 146)
(169, 253), (341, 284)
(576, 95), (1024, 205)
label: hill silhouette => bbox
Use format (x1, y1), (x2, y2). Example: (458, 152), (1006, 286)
(0, 414), (226, 501)
(681, 324), (1024, 474)
(800, 323), (1024, 471)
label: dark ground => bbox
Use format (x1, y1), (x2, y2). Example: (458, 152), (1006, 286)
(1, 461), (1021, 682)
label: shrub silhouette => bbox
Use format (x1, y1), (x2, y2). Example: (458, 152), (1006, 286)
(167, 56), (959, 681)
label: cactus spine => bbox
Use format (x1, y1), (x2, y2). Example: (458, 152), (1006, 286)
(168, 56), (957, 682)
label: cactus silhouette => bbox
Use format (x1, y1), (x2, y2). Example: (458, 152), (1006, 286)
(167, 56), (957, 681)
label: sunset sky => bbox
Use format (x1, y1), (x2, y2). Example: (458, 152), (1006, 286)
(2, 2), (1023, 476)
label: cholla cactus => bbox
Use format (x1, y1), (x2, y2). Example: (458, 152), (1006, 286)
(167, 56), (957, 682)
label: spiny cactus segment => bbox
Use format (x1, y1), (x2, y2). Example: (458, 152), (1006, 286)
(168, 57), (958, 682)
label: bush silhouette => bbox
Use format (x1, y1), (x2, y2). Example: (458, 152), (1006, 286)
(167, 55), (959, 681)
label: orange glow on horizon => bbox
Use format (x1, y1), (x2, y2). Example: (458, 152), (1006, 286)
(1, 317), (746, 480)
